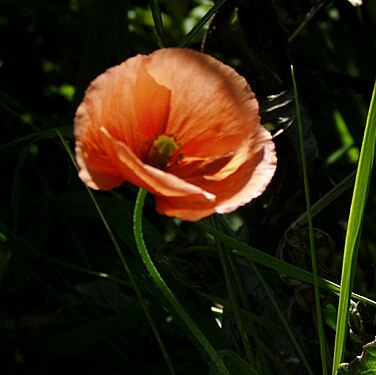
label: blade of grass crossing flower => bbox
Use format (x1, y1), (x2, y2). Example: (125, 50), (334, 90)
(177, 0), (227, 48)
(332, 80), (376, 374)
(196, 221), (376, 308)
(56, 130), (176, 375)
(148, 0), (165, 48)
(134, 189), (231, 375)
(291, 65), (328, 375)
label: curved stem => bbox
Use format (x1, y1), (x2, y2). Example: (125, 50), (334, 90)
(133, 189), (230, 375)
(56, 130), (175, 375)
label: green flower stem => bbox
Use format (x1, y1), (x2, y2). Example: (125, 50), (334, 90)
(57, 130), (175, 375)
(133, 189), (230, 375)
(291, 65), (328, 375)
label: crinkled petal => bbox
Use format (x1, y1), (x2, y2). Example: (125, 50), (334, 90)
(156, 129), (276, 221)
(214, 136), (277, 214)
(98, 128), (215, 200)
(169, 154), (233, 180)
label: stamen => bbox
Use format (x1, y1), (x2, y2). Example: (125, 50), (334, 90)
(147, 134), (180, 169)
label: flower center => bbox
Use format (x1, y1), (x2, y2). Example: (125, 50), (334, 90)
(147, 134), (180, 169)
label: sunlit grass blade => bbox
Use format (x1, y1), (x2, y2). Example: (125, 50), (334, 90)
(148, 0), (165, 48)
(291, 65), (328, 375)
(56, 130), (176, 375)
(332, 81), (376, 374)
(177, 0), (227, 48)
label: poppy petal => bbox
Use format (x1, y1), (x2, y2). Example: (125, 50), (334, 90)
(74, 54), (171, 161)
(133, 62), (171, 141)
(99, 127), (216, 200)
(156, 129), (276, 221)
(146, 49), (260, 159)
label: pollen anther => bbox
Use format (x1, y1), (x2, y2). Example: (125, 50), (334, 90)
(147, 134), (180, 169)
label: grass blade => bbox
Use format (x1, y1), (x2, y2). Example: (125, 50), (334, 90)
(291, 65), (328, 375)
(211, 217), (256, 367)
(332, 81), (376, 374)
(217, 216), (314, 375)
(148, 0), (165, 48)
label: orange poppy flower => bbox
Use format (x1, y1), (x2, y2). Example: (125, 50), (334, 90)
(74, 48), (276, 221)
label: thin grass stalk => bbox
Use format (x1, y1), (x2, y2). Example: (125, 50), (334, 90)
(211, 217), (255, 366)
(46, 256), (134, 288)
(288, 0), (328, 43)
(133, 189), (231, 375)
(250, 260), (315, 375)
(290, 170), (356, 229)
(214, 217), (274, 373)
(332, 80), (376, 374)
(148, 0), (165, 48)
(177, 0), (227, 48)
(225, 256), (275, 374)
(56, 130), (176, 375)
(291, 65), (328, 375)
(217, 216), (314, 375)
